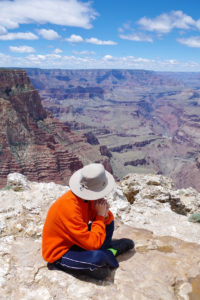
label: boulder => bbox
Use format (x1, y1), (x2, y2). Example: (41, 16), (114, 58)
(7, 173), (29, 191)
(106, 173), (200, 244)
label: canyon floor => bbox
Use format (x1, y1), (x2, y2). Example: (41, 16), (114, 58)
(27, 69), (200, 192)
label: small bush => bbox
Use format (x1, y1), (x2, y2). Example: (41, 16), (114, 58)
(0, 185), (11, 191)
(188, 212), (200, 223)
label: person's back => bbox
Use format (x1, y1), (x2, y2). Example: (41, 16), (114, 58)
(42, 189), (114, 263)
(42, 163), (134, 280)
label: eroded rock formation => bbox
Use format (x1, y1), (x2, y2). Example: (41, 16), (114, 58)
(27, 69), (200, 192)
(0, 69), (112, 187)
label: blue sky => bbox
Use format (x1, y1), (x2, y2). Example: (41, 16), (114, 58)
(1, 0), (200, 71)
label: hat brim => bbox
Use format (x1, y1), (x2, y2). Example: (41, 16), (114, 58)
(69, 169), (115, 200)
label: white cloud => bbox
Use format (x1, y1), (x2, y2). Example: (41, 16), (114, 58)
(118, 27), (124, 33)
(103, 55), (114, 61)
(27, 53), (62, 63)
(119, 33), (153, 42)
(65, 34), (83, 43)
(38, 29), (60, 40)
(0, 0), (97, 30)
(9, 45), (35, 53)
(177, 36), (200, 48)
(85, 37), (117, 45)
(72, 50), (96, 55)
(28, 54), (46, 62)
(54, 48), (63, 53)
(118, 22), (153, 42)
(0, 53), (13, 65)
(0, 26), (7, 35)
(66, 35), (117, 45)
(0, 32), (38, 40)
(196, 20), (200, 30)
(1, 52), (200, 71)
(138, 10), (196, 34)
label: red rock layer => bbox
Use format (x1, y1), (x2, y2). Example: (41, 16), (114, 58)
(0, 69), (112, 187)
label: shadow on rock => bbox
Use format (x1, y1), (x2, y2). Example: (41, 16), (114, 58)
(47, 262), (115, 285)
(117, 248), (136, 263)
(47, 247), (136, 285)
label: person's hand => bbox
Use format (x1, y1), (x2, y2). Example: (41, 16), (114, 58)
(99, 199), (110, 217)
(94, 199), (108, 217)
(105, 201), (110, 218)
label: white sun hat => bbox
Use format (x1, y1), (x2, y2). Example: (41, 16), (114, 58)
(69, 163), (115, 200)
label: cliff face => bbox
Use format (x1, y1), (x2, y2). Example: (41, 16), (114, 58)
(0, 69), (47, 121)
(0, 69), (112, 187)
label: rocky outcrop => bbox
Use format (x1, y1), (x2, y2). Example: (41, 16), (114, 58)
(99, 145), (112, 158)
(124, 158), (147, 167)
(196, 157), (200, 169)
(0, 69), (47, 120)
(106, 173), (200, 243)
(44, 86), (104, 101)
(1, 173), (200, 300)
(109, 139), (157, 153)
(0, 69), (112, 187)
(84, 131), (99, 145)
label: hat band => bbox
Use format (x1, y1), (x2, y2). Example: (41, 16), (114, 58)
(80, 178), (107, 192)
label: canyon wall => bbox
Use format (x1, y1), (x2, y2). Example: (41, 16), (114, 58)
(0, 69), (112, 187)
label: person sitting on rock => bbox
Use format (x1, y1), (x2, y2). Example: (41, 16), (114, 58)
(42, 163), (134, 280)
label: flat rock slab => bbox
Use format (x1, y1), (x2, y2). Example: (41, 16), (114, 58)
(1, 224), (200, 300)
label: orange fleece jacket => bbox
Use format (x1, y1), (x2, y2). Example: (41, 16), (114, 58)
(42, 190), (114, 263)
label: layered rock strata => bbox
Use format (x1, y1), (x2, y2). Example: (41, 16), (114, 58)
(0, 69), (112, 187)
(26, 68), (200, 192)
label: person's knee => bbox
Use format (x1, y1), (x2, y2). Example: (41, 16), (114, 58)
(90, 250), (106, 266)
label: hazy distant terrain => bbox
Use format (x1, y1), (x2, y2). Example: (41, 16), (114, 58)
(27, 69), (200, 191)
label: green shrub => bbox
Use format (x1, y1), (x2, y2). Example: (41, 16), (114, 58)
(0, 185), (11, 191)
(188, 212), (200, 223)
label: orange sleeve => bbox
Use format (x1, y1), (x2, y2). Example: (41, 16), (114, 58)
(104, 210), (114, 225)
(59, 201), (106, 251)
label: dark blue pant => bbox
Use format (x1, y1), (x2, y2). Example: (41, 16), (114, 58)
(54, 221), (119, 271)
